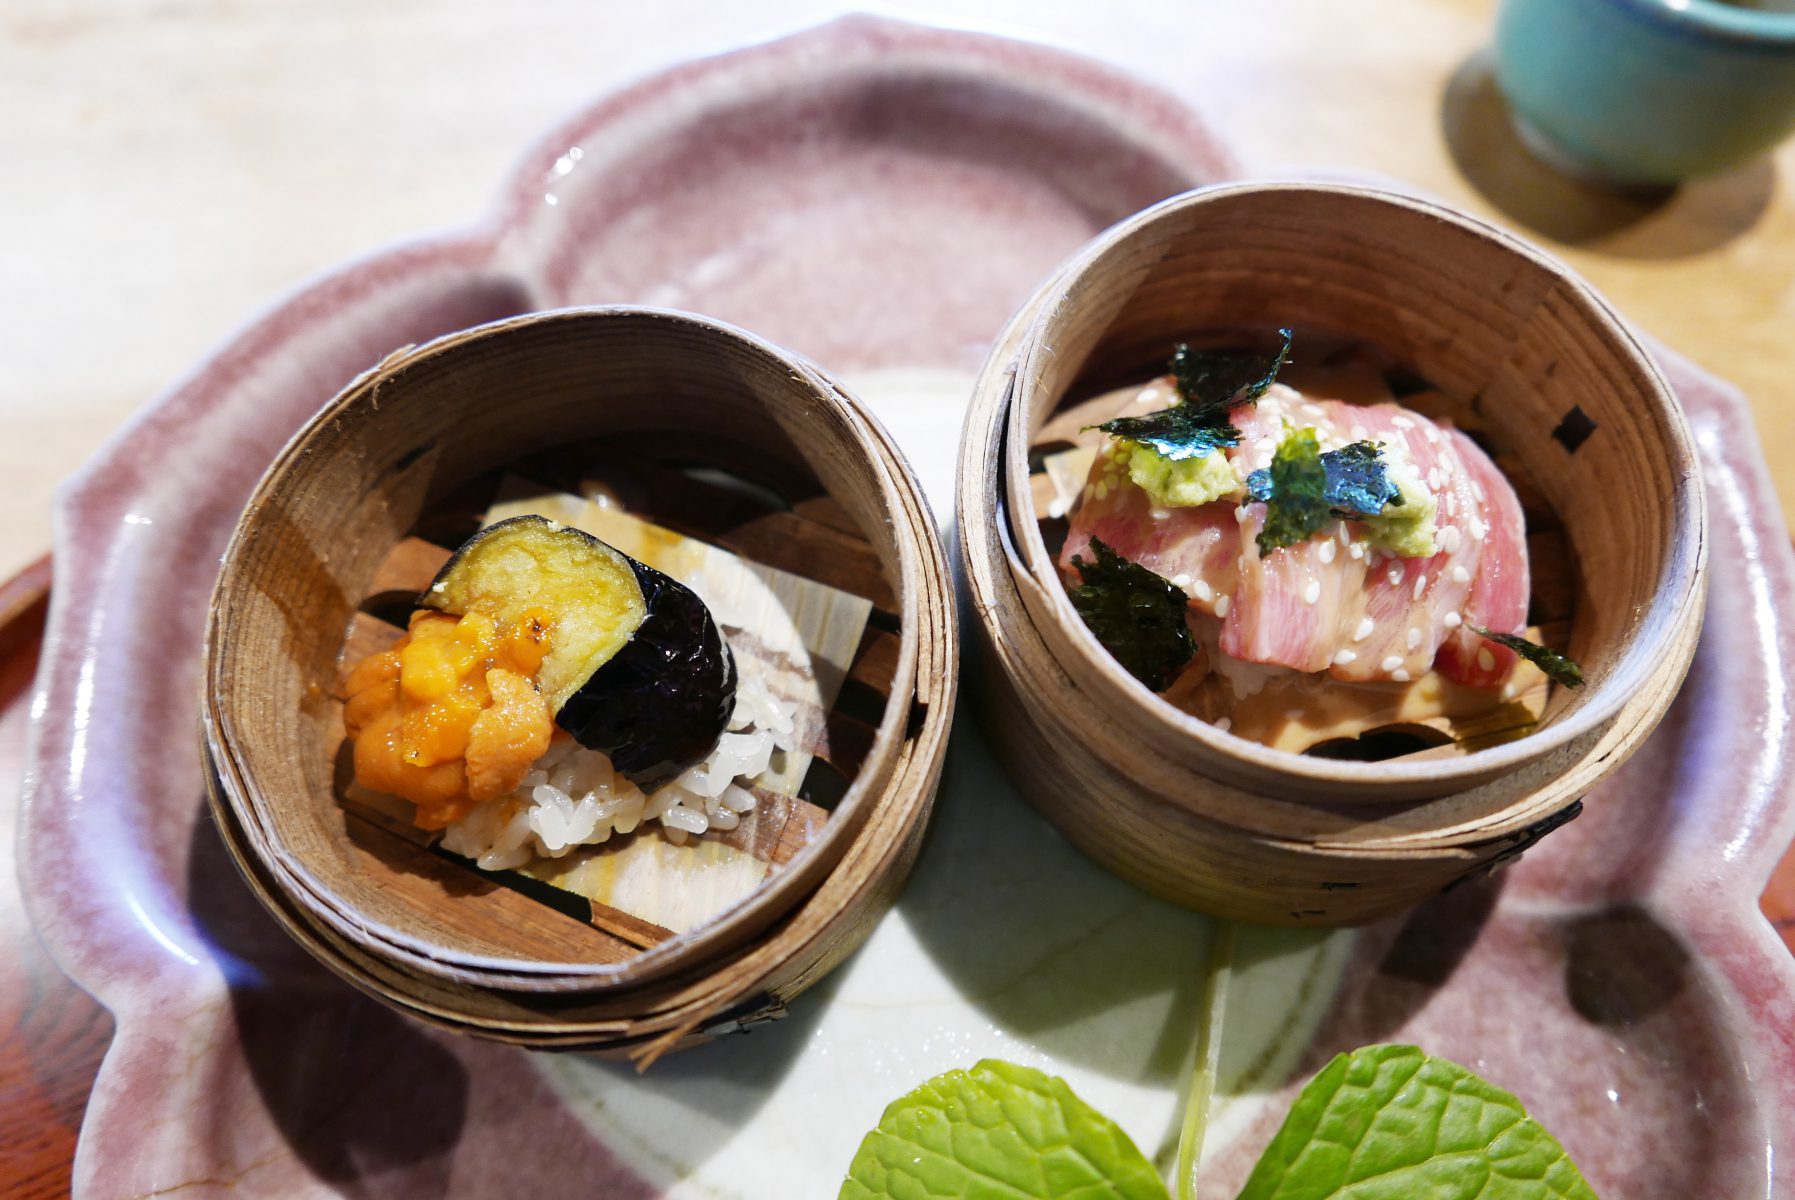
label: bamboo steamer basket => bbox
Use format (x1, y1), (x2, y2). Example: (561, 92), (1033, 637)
(203, 306), (955, 1058)
(958, 182), (1706, 925)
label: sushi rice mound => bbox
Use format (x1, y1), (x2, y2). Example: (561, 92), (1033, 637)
(440, 666), (797, 871)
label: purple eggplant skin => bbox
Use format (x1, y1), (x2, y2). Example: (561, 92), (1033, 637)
(553, 555), (737, 788)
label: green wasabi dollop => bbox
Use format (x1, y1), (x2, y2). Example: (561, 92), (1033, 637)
(1361, 468), (1437, 557)
(1123, 439), (1238, 508)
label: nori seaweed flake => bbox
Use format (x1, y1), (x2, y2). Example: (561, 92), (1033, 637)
(1250, 426), (1330, 554)
(1091, 328), (1293, 462)
(1315, 440), (1404, 517)
(1170, 328), (1293, 417)
(1475, 627), (1585, 688)
(1067, 538), (1197, 692)
(1247, 433), (1403, 554)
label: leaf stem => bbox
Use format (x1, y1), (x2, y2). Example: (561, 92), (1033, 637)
(1175, 920), (1238, 1200)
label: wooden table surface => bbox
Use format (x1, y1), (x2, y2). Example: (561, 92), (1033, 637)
(5, 0), (1794, 1194)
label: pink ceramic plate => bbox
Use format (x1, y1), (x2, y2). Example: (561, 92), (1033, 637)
(19, 16), (1795, 1198)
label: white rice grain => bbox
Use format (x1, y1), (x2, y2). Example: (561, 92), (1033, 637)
(441, 666), (791, 864)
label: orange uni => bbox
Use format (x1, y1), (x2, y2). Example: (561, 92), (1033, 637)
(342, 606), (556, 829)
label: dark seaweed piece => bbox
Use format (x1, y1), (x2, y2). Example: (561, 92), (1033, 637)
(1094, 407), (1242, 462)
(1169, 328), (1294, 416)
(1066, 537), (1196, 692)
(555, 557), (737, 786)
(1251, 426), (1332, 554)
(1475, 627), (1585, 689)
(1092, 328), (1293, 461)
(1316, 440), (1404, 517)
(1246, 438), (1403, 534)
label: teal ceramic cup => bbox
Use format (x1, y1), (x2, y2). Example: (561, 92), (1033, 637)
(1495, 0), (1795, 185)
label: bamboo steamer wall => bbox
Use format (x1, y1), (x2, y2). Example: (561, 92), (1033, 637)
(958, 183), (1707, 925)
(203, 306), (955, 1058)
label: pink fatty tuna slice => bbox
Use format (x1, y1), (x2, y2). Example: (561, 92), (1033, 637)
(1058, 381), (1530, 689)
(1433, 428), (1530, 686)
(1315, 402), (1480, 683)
(1219, 397), (1371, 674)
(1058, 455), (1239, 613)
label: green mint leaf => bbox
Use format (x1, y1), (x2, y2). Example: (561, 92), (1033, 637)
(1236, 1044), (1599, 1200)
(1246, 439), (1402, 526)
(840, 1059), (1170, 1200)
(1068, 538), (1198, 692)
(1094, 330), (1292, 462)
(1253, 427), (1333, 554)
(1475, 628), (1585, 688)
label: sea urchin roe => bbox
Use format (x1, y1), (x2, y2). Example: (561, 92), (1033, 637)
(342, 605), (556, 829)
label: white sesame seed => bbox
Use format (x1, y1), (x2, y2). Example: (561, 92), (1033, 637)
(1335, 648), (1358, 665)
(1428, 467), (1445, 490)
(1501, 684), (1517, 702)
(1478, 647), (1497, 671)
(1451, 565), (1471, 584)
(1355, 617), (1376, 642)
(1319, 540), (1337, 564)
(1303, 580), (1321, 604)
(1392, 668), (1412, 682)
(1381, 655), (1404, 672)
(1439, 526), (1462, 554)
(1349, 542), (1366, 560)
(1214, 594), (1231, 617)
(1215, 717), (1232, 732)
(1407, 627), (1423, 649)
(1387, 565), (1404, 587)
(1443, 611), (1463, 629)
(1093, 481), (1109, 500)
(1413, 573), (1428, 599)
(1424, 426), (1441, 444)
(1392, 415), (1415, 429)
(1193, 579), (1214, 602)
(1173, 572), (1192, 587)
(1151, 509), (1170, 521)
(1235, 505), (1250, 523)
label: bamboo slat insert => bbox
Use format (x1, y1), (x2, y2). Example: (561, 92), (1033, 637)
(340, 807), (644, 964)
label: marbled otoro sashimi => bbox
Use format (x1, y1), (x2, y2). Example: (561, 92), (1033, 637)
(1056, 332), (1573, 747)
